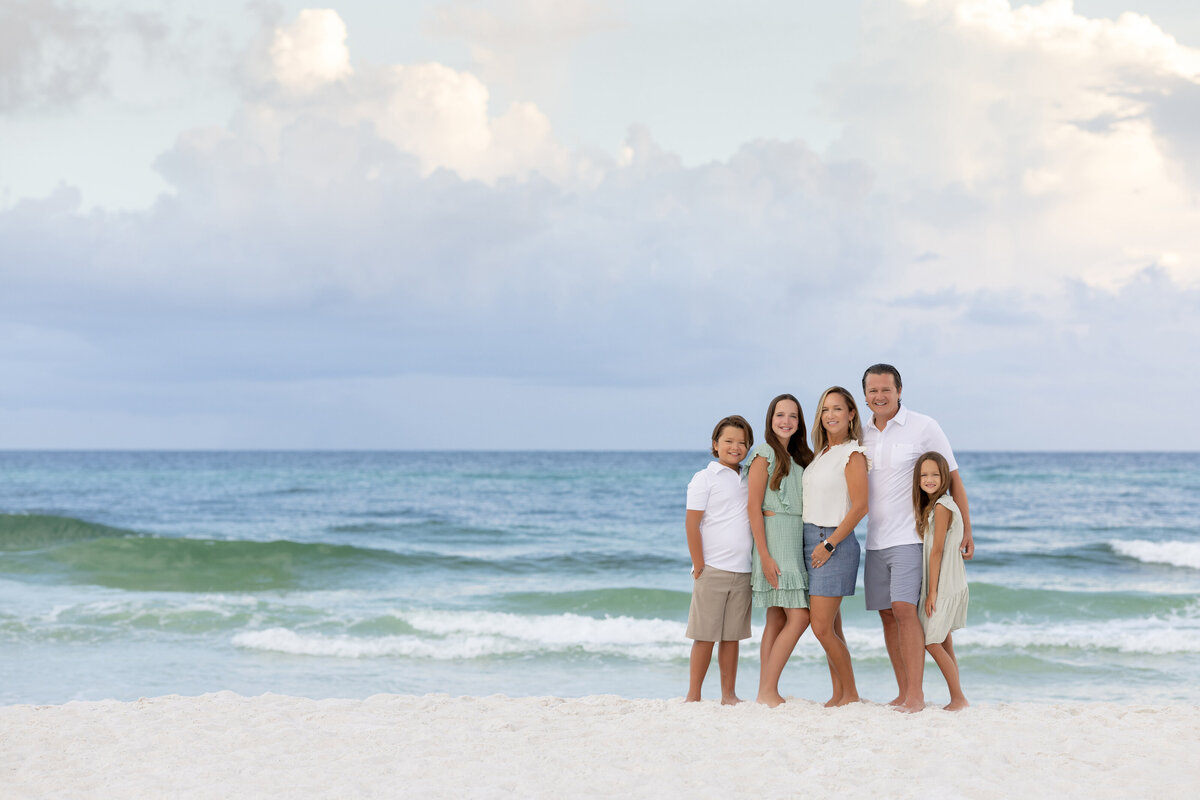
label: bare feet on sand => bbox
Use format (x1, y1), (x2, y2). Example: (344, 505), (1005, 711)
(721, 694), (743, 706)
(886, 696), (904, 707)
(756, 692), (785, 708)
(825, 694), (861, 707)
(895, 699), (926, 713)
(944, 698), (969, 711)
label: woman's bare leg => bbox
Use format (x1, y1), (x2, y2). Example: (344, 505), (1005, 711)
(811, 597), (859, 706)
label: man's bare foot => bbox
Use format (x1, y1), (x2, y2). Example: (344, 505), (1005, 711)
(756, 692), (785, 708)
(721, 694), (743, 706)
(895, 698), (926, 713)
(886, 696), (904, 707)
(831, 694), (861, 707)
(944, 698), (969, 711)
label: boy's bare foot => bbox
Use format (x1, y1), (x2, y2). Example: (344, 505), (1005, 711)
(830, 694), (861, 707)
(721, 694), (743, 706)
(944, 698), (969, 711)
(756, 692), (785, 708)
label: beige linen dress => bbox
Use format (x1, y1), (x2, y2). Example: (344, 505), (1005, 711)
(918, 495), (969, 644)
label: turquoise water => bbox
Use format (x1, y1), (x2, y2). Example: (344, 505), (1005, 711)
(2, 451), (1198, 705)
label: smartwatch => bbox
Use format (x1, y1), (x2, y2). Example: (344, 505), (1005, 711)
(823, 541), (835, 553)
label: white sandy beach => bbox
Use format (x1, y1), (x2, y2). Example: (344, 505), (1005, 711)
(3, 693), (1197, 799)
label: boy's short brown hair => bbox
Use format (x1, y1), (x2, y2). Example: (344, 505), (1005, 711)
(710, 415), (754, 457)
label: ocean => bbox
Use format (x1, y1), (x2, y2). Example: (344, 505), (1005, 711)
(2, 451), (1198, 706)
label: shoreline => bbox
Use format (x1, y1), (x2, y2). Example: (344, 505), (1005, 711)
(5, 692), (1197, 798)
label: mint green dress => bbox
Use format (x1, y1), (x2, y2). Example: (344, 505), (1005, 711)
(749, 444), (809, 609)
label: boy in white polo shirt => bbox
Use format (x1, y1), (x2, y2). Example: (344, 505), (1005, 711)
(685, 414), (755, 704)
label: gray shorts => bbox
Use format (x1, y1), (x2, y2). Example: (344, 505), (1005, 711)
(864, 544), (923, 611)
(686, 566), (752, 642)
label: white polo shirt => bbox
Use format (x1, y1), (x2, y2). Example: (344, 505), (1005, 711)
(863, 405), (958, 550)
(686, 460), (752, 572)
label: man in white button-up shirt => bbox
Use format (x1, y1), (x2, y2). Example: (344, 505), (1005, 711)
(861, 364), (974, 712)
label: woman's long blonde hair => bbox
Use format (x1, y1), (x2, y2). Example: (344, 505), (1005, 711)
(810, 386), (863, 454)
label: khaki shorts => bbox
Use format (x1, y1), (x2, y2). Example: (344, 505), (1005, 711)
(686, 566), (752, 642)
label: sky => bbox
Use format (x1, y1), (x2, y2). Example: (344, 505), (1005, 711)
(1, 0), (1198, 450)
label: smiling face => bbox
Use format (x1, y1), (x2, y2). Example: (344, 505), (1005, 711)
(864, 372), (901, 423)
(713, 425), (749, 470)
(919, 459), (943, 495)
(771, 398), (800, 444)
(820, 391), (855, 443)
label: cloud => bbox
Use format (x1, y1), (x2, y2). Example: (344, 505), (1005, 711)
(0, 0), (109, 111)
(3, 3), (1200, 448)
(828, 0), (1200, 292)
(232, 8), (592, 186)
(426, 0), (624, 98)
(0, 0), (218, 115)
(267, 8), (353, 92)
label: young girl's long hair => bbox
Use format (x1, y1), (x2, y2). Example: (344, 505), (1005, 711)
(810, 386), (864, 453)
(764, 394), (814, 491)
(912, 451), (951, 539)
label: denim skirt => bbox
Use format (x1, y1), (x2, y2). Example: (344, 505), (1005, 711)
(802, 523), (861, 597)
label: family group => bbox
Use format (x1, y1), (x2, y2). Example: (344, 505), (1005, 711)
(684, 364), (972, 712)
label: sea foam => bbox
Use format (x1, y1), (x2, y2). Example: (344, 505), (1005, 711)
(1109, 539), (1200, 570)
(230, 603), (1200, 662)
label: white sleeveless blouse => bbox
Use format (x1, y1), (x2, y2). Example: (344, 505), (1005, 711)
(801, 441), (870, 526)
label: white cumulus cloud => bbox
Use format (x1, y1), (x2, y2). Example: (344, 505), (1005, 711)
(828, 0), (1200, 293)
(268, 8), (353, 92)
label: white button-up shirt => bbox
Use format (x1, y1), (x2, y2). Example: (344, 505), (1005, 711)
(686, 461), (752, 572)
(862, 405), (958, 550)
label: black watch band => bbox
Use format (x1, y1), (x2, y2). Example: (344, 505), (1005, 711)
(823, 541), (835, 553)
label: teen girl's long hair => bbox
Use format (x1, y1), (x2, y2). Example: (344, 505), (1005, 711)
(912, 451), (951, 539)
(764, 394), (814, 491)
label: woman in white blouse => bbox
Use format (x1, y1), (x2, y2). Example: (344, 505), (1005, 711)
(801, 386), (869, 706)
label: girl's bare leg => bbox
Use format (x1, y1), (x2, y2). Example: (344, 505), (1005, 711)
(811, 597), (859, 706)
(756, 607), (810, 707)
(758, 607), (784, 689)
(925, 639), (968, 710)
(687, 640), (715, 701)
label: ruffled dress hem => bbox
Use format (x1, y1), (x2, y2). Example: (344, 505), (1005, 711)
(920, 586), (968, 644)
(752, 588), (809, 609)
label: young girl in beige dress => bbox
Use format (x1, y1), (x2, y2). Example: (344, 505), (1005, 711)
(913, 451), (969, 710)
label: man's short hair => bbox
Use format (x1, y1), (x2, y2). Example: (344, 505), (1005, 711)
(861, 363), (902, 393)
